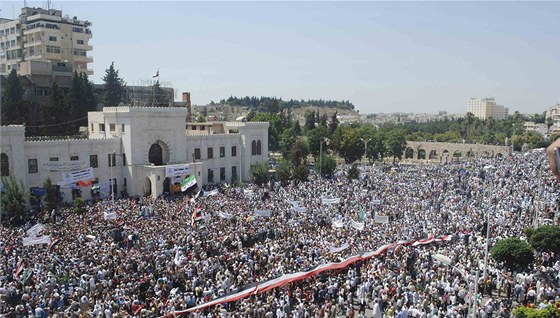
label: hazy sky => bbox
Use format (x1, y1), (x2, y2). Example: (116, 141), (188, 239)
(2, 1), (559, 114)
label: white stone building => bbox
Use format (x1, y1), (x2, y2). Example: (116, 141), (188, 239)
(0, 107), (268, 205)
(467, 97), (509, 120)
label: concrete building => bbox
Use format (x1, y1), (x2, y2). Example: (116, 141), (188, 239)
(94, 84), (175, 108)
(546, 103), (560, 125)
(467, 98), (509, 120)
(0, 107), (268, 206)
(0, 7), (93, 75)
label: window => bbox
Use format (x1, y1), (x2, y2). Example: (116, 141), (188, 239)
(251, 140), (257, 156)
(1, 153), (9, 177)
(207, 147), (213, 159)
(220, 167), (226, 181)
(208, 169), (214, 183)
(201, 126), (206, 130)
(73, 49), (86, 56)
(194, 148), (201, 160)
(232, 166), (237, 182)
(108, 153), (116, 167)
(46, 45), (60, 53)
(122, 153), (127, 166)
(220, 147), (225, 158)
(48, 36), (57, 42)
(109, 123), (116, 132)
(191, 126), (196, 130)
(121, 124), (125, 133)
(257, 140), (262, 155)
(77, 39), (84, 45)
(49, 157), (59, 161)
(99, 124), (105, 132)
(90, 155), (98, 168)
(70, 155), (79, 161)
(72, 27), (83, 33)
(231, 146), (237, 157)
(28, 158), (38, 173)
(90, 123), (94, 132)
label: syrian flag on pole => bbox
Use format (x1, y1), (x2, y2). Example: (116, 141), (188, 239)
(191, 206), (203, 227)
(181, 175), (197, 192)
(14, 261), (24, 279)
(48, 238), (61, 253)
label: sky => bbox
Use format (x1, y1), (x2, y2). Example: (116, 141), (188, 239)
(2, 1), (559, 115)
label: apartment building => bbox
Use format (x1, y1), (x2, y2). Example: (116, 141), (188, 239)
(0, 7), (93, 75)
(467, 97), (509, 120)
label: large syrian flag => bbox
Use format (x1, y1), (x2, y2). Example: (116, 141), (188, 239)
(181, 175), (197, 192)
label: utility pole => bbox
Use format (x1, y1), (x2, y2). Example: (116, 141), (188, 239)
(319, 137), (329, 176)
(360, 138), (371, 163)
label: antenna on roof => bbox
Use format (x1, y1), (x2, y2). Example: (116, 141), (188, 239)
(24, 0), (27, 8)
(47, 0), (51, 11)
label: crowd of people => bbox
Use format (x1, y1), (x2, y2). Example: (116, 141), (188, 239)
(1, 150), (560, 318)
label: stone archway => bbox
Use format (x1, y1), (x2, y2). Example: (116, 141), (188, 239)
(163, 177), (171, 194)
(405, 148), (414, 159)
(148, 140), (170, 166)
(418, 149), (426, 160)
(482, 151), (491, 157)
(429, 150), (438, 160)
(144, 177), (152, 196)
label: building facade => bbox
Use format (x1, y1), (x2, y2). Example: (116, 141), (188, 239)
(0, 107), (268, 205)
(467, 97), (509, 120)
(0, 7), (93, 75)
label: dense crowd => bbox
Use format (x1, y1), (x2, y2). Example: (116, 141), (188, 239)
(1, 150), (560, 318)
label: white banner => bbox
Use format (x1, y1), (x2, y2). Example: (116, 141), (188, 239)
(104, 209), (117, 220)
(62, 167), (94, 185)
(329, 243), (349, 253)
(22, 235), (51, 246)
(287, 200), (302, 207)
(332, 219), (344, 228)
(42, 160), (88, 171)
(203, 189), (219, 197)
(165, 165), (190, 178)
(254, 209), (272, 217)
(243, 189), (254, 196)
(290, 206), (307, 213)
(372, 199), (381, 205)
(349, 219), (365, 231)
(374, 215), (389, 224)
(218, 211), (234, 219)
(322, 198), (340, 205)
(26, 223), (44, 238)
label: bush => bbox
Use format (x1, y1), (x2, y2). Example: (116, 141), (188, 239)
(249, 161), (269, 186)
(347, 163), (359, 180)
(513, 305), (560, 318)
(527, 225), (560, 253)
(73, 197), (87, 214)
(318, 155), (336, 178)
(292, 163), (309, 183)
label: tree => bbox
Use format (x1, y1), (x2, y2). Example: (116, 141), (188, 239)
(332, 126), (363, 164)
(102, 62), (126, 106)
(0, 175), (28, 225)
(1, 68), (27, 125)
(307, 126), (330, 159)
(73, 197), (87, 214)
(279, 128), (298, 159)
(317, 155), (336, 178)
(329, 111), (339, 134)
(292, 162), (309, 182)
(276, 159), (292, 185)
(246, 109), (257, 122)
(252, 112), (283, 151)
(304, 110), (316, 132)
(43, 177), (61, 213)
(547, 116), (554, 131)
(249, 161), (269, 186)
(527, 225), (560, 253)
(384, 130), (407, 163)
(40, 82), (68, 135)
(196, 114), (206, 122)
(491, 237), (534, 270)
(66, 71), (96, 132)
(292, 120), (302, 136)
(290, 138), (309, 166)
(347, 163), (359, 180)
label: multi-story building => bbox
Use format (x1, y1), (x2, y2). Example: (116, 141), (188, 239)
(0, 107), (269, 205)
(467, 98), (509, 120)
(0, 7), (93, 75)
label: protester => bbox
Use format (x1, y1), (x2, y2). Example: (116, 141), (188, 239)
(1, 150), (558, 318)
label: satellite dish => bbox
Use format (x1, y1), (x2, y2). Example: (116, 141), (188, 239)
(433, 253), (452, 266)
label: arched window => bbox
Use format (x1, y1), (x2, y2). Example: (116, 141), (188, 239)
(251, 140), (257, 156)
(257, 140), (262, 155)
(1, 153), (9, 177)
(149, 143), (163, 166)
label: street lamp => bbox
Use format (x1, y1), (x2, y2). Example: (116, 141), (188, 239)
(433, 254), (475, 316)
(110, 150), (116, 205)
(319, 137), (330, 176)
(360, 138), (371, 163)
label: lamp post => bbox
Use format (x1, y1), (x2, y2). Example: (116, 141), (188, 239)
(110, 150), (116, 205)
(360, 138), (371, 163)
(319, 137), (330, 176)
(433, 254), (474, 316)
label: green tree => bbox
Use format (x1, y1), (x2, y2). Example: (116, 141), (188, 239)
(67, 71), (96, 132)
(547, 116), (554, 131)
(329, 111), (339, 134)
(252, 112), (283, 151)
(249, 161), (269, 186)
(279, 128), (298, 159)
(304, 110), (316, 132)
(246, 109), (257, 122)
(0, 175), (28, 225)
(43, 177), (61, 213)
(196, 114), (206, 122)
(307, 126), (330, 159)
(1, 68), (27, 125)
(317, 155), (336, 178)
(513, 305), (559, 318)
(292, 162), (309, 182)
(40, 82), (68, 135)
(384, 130), (407, 163)
(102, 62), (126, 106)
(291, 138), (309, 166)
(332, 126), (363, 164)
(347, 163), (359, 180)
(276, 159), (292, 185)
(73, 197), (87, 214)
(491, 237), (534, 270)
(292, 120), (302, 136)
(527, 225), (560, 253)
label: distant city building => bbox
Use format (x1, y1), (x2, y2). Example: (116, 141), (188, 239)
(467, 97), (509, 120)
(0, 7), (93, 75)
(546, 103), (560, 126)
(93, 83), (175, 108)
